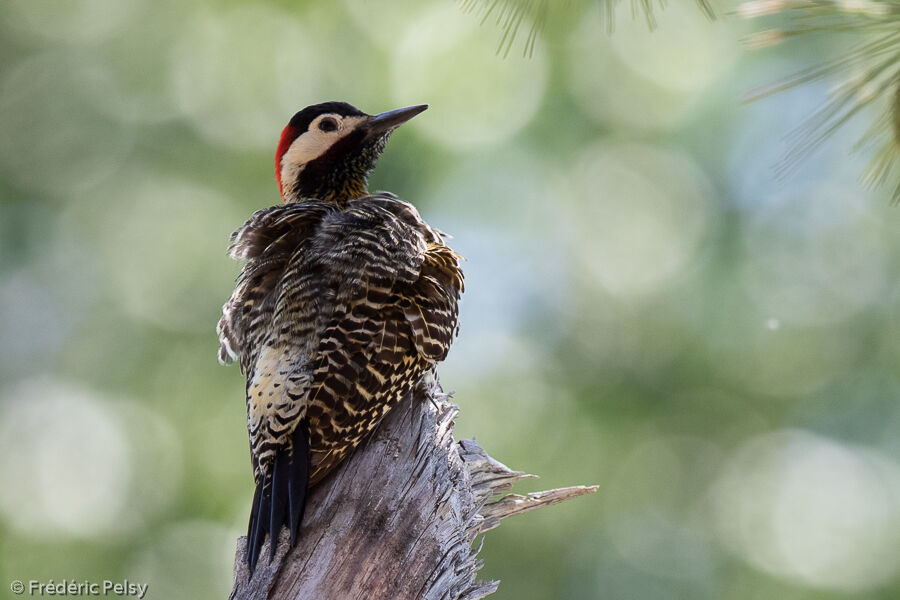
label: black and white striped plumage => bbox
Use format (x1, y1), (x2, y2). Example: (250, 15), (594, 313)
(217, 102), (463, 575)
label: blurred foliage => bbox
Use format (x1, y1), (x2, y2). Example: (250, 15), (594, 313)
(466, 0), (900, 202)
(1, 1), (900, 600)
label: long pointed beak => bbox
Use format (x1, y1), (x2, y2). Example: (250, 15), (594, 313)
(366, 104), (428, 136)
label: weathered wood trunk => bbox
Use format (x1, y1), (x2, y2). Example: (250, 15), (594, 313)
(229, 378), (596, 600)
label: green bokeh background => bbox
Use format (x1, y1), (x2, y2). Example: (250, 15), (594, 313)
(2, 1), (900, 599)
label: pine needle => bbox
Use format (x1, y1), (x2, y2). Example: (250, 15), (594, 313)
(458, 0), (716, 57)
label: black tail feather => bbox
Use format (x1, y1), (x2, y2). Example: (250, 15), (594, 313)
(245, 483), (262, 563)
(247, 470), (271, 575)
(245, 421), (311, 577)
(288, 422), (310, 546)
(268, 451), (289, 562)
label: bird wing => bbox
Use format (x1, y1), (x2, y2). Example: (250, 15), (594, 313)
(216, 202), (335, 371)
(300, 195), (464, 484)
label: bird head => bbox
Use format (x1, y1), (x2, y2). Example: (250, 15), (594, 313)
(275, 101), (427, 205)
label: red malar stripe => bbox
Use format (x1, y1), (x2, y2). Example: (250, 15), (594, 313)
(275, 124), (300, 201)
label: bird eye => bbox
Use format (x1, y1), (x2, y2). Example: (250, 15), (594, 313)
(318, 118), (338, 132)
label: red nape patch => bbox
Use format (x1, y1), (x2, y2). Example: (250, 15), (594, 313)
(275, 124), (300, 201)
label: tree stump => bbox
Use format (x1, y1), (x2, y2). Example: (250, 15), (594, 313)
(229, 376), (597, 600)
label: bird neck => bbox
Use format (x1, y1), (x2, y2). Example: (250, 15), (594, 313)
(282, 147), (377, 206)
(283, 175), (368, 206)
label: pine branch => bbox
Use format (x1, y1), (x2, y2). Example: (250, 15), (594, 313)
(740, 0), (900, 202)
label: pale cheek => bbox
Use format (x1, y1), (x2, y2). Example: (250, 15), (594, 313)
(283, 132), (334, 166)
(281, 161), (304, 194)
(280, 133), (331, 194)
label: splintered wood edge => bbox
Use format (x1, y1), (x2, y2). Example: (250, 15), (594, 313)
(476, 486), (600, 533)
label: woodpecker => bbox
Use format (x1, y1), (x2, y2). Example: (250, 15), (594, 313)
(217, 102), (464, 575)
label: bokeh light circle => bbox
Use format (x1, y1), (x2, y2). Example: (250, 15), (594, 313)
(713, 430), (900, 592)
(89, 175), (242, 332)
(342, 0), (426, 51)
(129, 520), (236, 600)
(0, 52), (133, 195)
(739, 180), (889, 327)
(392, 4), (547, 149)
(425, 152), (571, 380)
(0, 380), (129, 538)
(566, 141), (713, 298)
(605, 436), (720, 581)
(5, 0), (140, 43)
(609, 4), (736, 93)
(567, 3), (738, 132)
(170, 5), (324, 150)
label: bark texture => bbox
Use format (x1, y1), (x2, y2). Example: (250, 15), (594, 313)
(229, 378), (597, 600)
